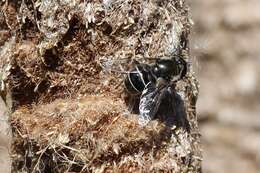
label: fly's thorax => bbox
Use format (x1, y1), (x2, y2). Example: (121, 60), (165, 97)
(152, 58), (187, 81)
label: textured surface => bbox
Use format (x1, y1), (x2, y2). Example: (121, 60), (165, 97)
(0, 0), (201, 172)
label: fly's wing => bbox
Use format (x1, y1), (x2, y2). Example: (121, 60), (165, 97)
(138, 82), (167, 126)
(98, 57), (156, 74)
(98, 57), (146, 74)
(98, 57), (132, 74)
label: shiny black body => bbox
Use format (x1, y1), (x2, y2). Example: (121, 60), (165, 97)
(153, 58), (187, 81)
(124, 58), (187, 95)
(123, 57), (188, 126)
(124, 64), (156, 95)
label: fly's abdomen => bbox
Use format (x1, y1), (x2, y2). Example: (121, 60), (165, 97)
(124, 65), (155, 95)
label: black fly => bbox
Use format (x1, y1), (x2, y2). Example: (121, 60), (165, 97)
(100, 57), (188, 126)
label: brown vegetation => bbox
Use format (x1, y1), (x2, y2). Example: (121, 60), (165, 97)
(0, 0), (201, 172)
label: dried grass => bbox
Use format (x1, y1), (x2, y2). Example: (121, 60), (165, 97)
(1, 0), (191, 107)
(11, 95), (200, 172)
(0, 0), (202, 172)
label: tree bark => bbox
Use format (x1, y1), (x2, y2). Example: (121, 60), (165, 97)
(0, 0), (202, 172)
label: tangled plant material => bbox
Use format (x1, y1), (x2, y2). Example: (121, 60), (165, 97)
(0, 0), (202, 172)
(11, 95), (200, 172)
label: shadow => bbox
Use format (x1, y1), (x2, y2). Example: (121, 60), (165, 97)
(156, 88), (190, 132)
(125, 87), (190, 132)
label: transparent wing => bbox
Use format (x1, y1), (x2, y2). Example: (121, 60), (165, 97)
(98, 57), (156, 74)
(98, 57), (132, 74)
(138, 82), (167, 126)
